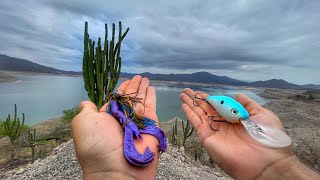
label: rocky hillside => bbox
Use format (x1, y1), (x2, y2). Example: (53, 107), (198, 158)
(1, 140), (231, 180)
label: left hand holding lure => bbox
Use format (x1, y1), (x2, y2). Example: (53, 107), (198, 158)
(194, 93), (292, 148)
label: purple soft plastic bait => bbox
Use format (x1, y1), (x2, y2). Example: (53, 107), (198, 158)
(107, 98), (167, 167)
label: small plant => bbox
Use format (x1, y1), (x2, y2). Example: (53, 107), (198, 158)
(182, 120), (194, 147)
(27, 129), (36, 162)
(62, 106), (80, 123)
(83, 21), (129, 108)
(3, 104), (26, 159)
(0, 120), (5, 138)
(171, 118), (180, 147)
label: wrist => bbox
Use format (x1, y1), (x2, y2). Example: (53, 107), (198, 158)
(257, 155), (320, 180)
(83, 171), (137, 180)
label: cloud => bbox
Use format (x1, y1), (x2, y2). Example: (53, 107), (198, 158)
(0, 0), (319, 84)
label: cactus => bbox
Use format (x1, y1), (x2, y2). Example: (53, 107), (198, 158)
(182, 119), (194, 147)
(4, 104), (25, 144)
(3, 104), (25, 160)
(28, 129), (36, 162)
(171, 118), (180, 147)
(83, 21), (129, 108)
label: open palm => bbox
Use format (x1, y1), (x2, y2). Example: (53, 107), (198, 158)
(180, 88), (293, 180)
(72, 75), (160, 179)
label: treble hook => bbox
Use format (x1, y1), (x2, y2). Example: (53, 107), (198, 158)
(193, 92), (207, 106)
(208, 116), (229, 131)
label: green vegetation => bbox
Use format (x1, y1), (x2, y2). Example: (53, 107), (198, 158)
(171, 118), (194, 148)
(171, 118), (180, 147)
(27, 129), (36, 162)
(182, 120), (194, 147)
(0, 120), (5, 138)
(82, 21), (129, 108)
(62, 106), (80, 123)
(4, 104), (25, 145)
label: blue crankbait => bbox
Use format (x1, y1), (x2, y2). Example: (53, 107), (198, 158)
(206, 95), (292, 148)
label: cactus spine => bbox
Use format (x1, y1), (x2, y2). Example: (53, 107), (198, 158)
(83, 21), (129, 108)
(182, 119), (194, 147)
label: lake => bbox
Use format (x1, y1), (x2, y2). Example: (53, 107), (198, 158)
(0, 74), (268, 125)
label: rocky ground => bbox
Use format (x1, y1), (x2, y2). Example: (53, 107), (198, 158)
(260, 89), (320, 171)
(0, 140), (231, 180)
(1, 88), (319, 179)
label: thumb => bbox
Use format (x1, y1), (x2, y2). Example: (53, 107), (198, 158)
(236, 93), (262, 113)
(79, 101), (98, 113)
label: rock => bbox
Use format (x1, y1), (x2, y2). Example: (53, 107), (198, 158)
(15, 168), (25, 175)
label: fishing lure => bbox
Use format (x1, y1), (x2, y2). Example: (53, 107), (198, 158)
(197, 94), (291, 148)
(107, 92), (167, 167)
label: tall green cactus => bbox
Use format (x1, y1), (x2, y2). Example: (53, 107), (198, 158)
(182, 119), (194, 147)
(83, 21), (129, 108)
(4, 104), (25, 145)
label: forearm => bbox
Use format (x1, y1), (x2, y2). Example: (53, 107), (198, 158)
(257, 155), (320, 180)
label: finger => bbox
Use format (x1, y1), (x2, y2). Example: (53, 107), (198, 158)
(99, 80), (130, 112)
(236, 93), (263, 113)
(181, 103), (217, 141)
(182, 88), (219, 116)
(99, 102), (109, 113)
(125, 75), (142, 95)
(145, 86), (156, 112)
(181, 103), (202, 131)
(180, 92), (206, 117)
(79, 101), (98, 113)
(117, 80), (130, 95)
(137, 78), (149, 104)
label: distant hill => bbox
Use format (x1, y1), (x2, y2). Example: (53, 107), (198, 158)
(0, 54), (81, 75)
(121, 72), (320, 90)
(1, 54), (319, 90)
(121, 71), (247, 86)
(249, 79), (303, 89)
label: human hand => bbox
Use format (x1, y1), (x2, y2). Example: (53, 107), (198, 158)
(180, 88), (297, 179)
(72, 75), (160, 180)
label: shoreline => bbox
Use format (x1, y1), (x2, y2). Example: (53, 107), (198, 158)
(0, 70), (82, 83)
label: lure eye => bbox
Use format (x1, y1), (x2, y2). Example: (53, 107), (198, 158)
(230, 108), (238, 115)
(220, 100), (224, 104)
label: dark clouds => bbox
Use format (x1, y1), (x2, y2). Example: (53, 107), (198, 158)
(0, 0), (319, 84)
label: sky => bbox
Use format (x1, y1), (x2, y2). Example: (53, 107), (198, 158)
(0, 0), (319, 85)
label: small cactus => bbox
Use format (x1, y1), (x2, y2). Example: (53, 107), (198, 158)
(28, 129), (36, 162)
(3, 104), (25, 160)
(182, 119), (194, 147)
(4, 104), (25, 144)
(171, 118), (180, 147)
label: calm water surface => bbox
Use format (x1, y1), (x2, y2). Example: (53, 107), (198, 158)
(0, 74), (268, 125)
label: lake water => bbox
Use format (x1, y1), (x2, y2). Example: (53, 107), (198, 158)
(0, 74), (268, 125)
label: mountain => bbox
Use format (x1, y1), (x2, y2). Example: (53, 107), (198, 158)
(121, 71), (248, 86)
(0, 54), (81, 75)
(249, 79), (303, 89)
(301, 84), (320, 90)
(1, 54), (319, 90)
(121, 72), (320, 90)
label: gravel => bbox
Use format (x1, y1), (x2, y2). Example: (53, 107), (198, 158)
(1, 140), (231, 180)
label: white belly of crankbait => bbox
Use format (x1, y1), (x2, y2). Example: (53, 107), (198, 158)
(206, 95), (292, 148)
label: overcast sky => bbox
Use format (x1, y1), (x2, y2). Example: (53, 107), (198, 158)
(0, 0), (319, 84)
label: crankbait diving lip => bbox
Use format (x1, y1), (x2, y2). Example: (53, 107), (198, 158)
(240, 118), (292, 148)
